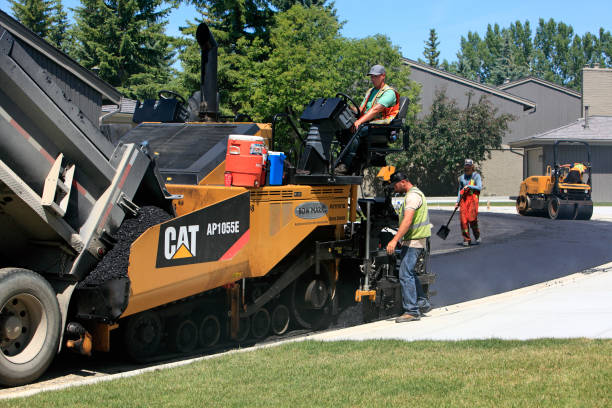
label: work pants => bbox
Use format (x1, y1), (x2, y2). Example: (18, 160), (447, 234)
(398, 246), (430, 316)
(460, 192), (480, 242)
(340, 126), (369, 167)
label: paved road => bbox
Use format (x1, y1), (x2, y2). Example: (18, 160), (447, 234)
(428, 210), (612, 307)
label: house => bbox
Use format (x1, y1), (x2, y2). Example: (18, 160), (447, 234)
(403, 58), (582, 196)
(508, 66), (612, 202)
(508, 116), (612, 202)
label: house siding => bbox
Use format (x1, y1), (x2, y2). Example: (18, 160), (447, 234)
(583, 67), (612, 116)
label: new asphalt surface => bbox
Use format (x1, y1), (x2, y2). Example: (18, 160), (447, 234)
(428, 210), (612, 308)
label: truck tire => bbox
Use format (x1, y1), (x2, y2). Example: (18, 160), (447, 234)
(0, 268), (61, 387)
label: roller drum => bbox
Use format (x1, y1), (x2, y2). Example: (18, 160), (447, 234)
(574, 201), (593, 220)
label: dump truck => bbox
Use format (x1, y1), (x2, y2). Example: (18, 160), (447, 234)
(0, 10), (175, 385)
(0, 12), (435, 386)
(516, 140), (593, 220)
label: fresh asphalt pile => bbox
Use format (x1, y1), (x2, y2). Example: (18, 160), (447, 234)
(78, 206), (172, 287)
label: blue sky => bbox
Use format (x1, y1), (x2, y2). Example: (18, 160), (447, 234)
(1, 0), (611, 63)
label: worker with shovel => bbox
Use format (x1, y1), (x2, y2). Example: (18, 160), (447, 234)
(385, 171), (432, 323)
(456, 159), (482, 246)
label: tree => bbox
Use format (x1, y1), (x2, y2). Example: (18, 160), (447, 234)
(9, 0), (51, 37)
(46, 0), (69, 52)
(269, 0), (328, 11)
(456, 31), (483, 82)
(489, 30), (529, 85)
(71, 0), (175, 100)
(390, 90), (512, 195)
(423, 28), (440, 68)
(9, 0), (69, 51)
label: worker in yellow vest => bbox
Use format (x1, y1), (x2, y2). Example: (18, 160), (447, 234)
(385, 171), (432, 323)
(335, 64), (400, 175)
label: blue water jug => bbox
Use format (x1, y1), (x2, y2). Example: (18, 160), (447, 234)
(267, 151), (286, 186)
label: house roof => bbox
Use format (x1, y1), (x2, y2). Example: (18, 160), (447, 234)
(498, 76), (581, 98)
(0, 9), (121, 104)
(403, 58), (537, 110)
(102, 98), (138, 114)
(509, 116), (612, 147)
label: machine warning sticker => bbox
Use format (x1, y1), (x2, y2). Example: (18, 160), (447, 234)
(295, 201), (328, 220)
(156, 192), (250, 268)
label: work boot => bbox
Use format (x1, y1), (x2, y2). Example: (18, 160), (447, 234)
(475, 237), (481, 245)
(395, 313), (420, 323)
(418, 298), (432, 314)
(334, 163), (348, 175)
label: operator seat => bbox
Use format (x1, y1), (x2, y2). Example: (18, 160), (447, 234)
(360, 96), (409, 167)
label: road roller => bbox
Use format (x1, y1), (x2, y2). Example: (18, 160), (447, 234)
(516, 140), (593, 220)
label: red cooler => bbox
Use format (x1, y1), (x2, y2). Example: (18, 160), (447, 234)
(225, 135), (267, 187)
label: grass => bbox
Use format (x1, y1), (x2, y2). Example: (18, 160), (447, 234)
(2, 339), (610, 408)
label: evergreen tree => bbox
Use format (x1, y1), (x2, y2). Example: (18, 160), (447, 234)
(47, 0), (69, 52)
(489, 30), (529, 85)
(9, 0), (69, 51)
(71, 0), (175, 100)
(456, 31), (483, 82)
(423, 28), (440, 68)
(9, 0), (51, 37)
(269, 0), (328, 12)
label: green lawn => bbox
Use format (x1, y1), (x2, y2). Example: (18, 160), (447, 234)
(2, 339), (610, 407)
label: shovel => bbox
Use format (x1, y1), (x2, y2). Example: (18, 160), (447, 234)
(436, 206), (459, 240)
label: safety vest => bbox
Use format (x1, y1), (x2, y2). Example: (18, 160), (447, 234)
(359, 84), (400, 124)
(571, 163), (586, 173)
(398, 187), (431, 241)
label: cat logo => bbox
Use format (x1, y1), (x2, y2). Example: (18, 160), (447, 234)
(164, 225), (200, 260)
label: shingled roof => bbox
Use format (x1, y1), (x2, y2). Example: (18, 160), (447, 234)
(499, 76), (581, 99)
(403, 58), (536, 110)
(509, 116), (612, 147)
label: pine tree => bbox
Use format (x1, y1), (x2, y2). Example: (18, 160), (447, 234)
(9, 0), (51, 37)
(71, 0), (175, 99)
(423, 28), (440, 68)
(47, 0), (69, 52)
(10, 0), (70, 53)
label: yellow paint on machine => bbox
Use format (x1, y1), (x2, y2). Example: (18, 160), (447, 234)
(121, 183), (353, 318)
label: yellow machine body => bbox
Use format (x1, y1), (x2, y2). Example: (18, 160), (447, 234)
(122, 183), (355, 318)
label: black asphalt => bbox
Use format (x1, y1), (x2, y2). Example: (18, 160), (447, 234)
(428, 210), (612, 308)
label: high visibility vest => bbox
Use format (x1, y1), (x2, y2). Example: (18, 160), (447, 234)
(359, 84), (400, 124)
(398, 187), (432, 241)
(571, 163), (586, 173)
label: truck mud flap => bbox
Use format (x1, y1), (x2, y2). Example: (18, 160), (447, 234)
(73, 278), (130, 323)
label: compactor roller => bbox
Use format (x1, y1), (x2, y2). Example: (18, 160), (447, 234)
(516, 140), (593, 220)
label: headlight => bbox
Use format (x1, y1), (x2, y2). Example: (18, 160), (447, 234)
(563, 189), (567, 193)
(585, 189), (589, 193)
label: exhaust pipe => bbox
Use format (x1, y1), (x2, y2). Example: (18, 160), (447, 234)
(196, 22), (219, 121)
